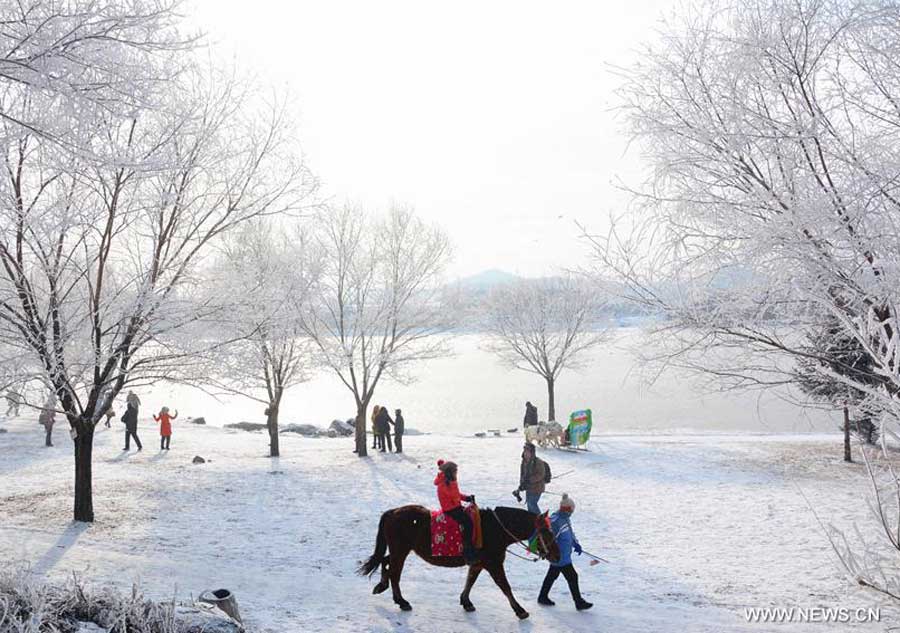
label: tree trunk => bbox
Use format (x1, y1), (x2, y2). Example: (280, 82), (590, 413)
(267, 402), (280, 458)
(843, 406), (852, 463)
(355, 403), (368, 457)
(73, 419), (95, 522)
(546, 377), (556, 422)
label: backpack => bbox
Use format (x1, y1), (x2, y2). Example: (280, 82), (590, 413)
(543, 460), (552, 484)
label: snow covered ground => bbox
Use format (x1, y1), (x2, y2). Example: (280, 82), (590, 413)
(1, 416), (896, 632)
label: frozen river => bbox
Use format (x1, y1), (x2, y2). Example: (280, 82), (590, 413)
(143, 328), (838, 435)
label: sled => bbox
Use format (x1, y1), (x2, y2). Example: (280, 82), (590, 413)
(558, 409), (592, 451)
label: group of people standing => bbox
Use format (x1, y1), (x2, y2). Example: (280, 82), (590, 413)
(432, 442), (593, 611)
(370, 405), (404, 453)
(7, 386), (177, 452)
(119, 391), (178, 451)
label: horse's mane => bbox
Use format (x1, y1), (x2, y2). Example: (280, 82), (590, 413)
(483, 506), (539, 526)
(487, 506), (538, 516)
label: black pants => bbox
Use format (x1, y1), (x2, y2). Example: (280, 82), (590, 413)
(125, 429), (142, 450)
(44, 426), (52, 447)
(394, 432), (402, 453)
(380, 432), (392, 452)
(372, 430), (379, 449)
(161, 435), (170, 450)
(540, 564), (583, 601)
(445, 506), (474, 550)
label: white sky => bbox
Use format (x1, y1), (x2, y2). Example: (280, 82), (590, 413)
(189, 0), (668, 278)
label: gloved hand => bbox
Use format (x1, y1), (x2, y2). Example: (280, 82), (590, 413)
(512, 489), (522, 502)
(466, 495), (476, 504)
(574, 542), (583, 555)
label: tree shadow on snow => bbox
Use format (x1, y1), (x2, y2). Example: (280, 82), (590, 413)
(31, 521), (89, 576)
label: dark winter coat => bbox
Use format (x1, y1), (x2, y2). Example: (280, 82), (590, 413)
(523, 403), (538, 427)
(375, 407), (394, 434)
(38, 409), (55, 429)
(519, 456), (547, 494)
(121, 406), (138, 431)
(394, 413), (404, 435)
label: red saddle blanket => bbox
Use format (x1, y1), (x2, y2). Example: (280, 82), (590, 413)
(431, 505), (483, 557)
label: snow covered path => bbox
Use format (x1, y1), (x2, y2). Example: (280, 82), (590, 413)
(0, 417), (894, 632)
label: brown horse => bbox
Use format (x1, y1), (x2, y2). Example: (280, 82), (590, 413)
(358, 505), (560, 620)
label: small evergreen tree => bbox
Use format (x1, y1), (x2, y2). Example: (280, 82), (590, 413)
(797, 319), (882, 461)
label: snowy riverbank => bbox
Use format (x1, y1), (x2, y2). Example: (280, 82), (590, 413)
(1, 417), (895, 632)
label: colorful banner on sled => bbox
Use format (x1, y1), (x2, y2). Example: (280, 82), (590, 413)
(568, 409), (592, 446)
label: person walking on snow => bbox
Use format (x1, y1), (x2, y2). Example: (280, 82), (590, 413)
(523, 401), (538, 427)
(393, 408), (404, 453)
(375, 405), (394, 452)
(537, 493), (593, 610)
(121, 402), (142, 451)
(515, 442), (547, 514)
(38, 407), (55, 447)
(154, 406), (178, 450)
(100, 388), (115, 428)
(5, 390), (21, 416)
(104, 406), (115, 428)
(434, 459), (478, 564)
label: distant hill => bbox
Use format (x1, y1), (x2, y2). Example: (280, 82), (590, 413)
(452, 269), (519, 292)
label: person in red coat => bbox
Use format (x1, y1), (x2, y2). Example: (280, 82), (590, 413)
(153, 406), (178, 450)
(434, 459), (478, 563)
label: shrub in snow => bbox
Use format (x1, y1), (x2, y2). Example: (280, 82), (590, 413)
(192, 456), (206, 464)
(189, 417), (207, 425)
(0, 570), (242, 632)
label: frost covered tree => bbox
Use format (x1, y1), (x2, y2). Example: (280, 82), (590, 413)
(0, 2), (308, 522)
(301, 204), (452, 457)
(0, 0), (190, 147)
(208, 220), (319, 458)
(589, 0), (900, 602)
(483, 277), (606, 421)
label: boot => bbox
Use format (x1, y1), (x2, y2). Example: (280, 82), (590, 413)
(566, 572), (592, 610)
(538, 573), (556, 606)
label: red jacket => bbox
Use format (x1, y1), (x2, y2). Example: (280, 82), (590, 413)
(434, 473), (469, 512)
(154, 411), (177, 436)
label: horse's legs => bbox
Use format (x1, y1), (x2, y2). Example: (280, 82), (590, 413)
(486, 563), (529, 620)
(459, 563), (483, 612)
(373, 557), (390, 594)
(389, 548), (412, 610)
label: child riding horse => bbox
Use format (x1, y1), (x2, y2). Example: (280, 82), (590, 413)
(434, 459), (477, 563)
(359, 504), (560, 619)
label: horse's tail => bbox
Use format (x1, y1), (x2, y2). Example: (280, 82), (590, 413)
(358, 510), (389, 577)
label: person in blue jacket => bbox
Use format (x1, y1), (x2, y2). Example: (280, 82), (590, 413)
(538, 493), (593, 610)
